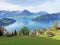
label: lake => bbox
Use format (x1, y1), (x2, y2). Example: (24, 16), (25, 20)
(4, 18), (60, 32)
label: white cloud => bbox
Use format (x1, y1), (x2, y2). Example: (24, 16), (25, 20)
(0, 0), (60, 13)
(0, 2), (23, 11)
(28, 0), (60, 13)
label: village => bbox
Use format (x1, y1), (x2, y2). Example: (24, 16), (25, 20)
(0, 22), (60, 38)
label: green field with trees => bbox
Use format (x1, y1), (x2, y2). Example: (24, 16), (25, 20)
(0, 22), (60, 45)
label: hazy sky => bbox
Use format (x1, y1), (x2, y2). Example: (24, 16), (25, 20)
(0, 0), (60, 13)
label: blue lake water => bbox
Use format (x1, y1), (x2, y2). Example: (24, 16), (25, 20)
(4, 18), (60, 32)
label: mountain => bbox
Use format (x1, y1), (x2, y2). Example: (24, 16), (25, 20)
(0, 10), (34, 18)
(0, 18), (16, 26)
(33, 12), (60, 22)
(21, 10), (34, 16)
(0, 10), (49, 18)
(34, 11), (48, 16)
(0, 10), (21, 18)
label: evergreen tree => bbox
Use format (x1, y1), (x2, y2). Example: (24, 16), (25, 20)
(14, 30), (17, 36)
(12, 32), (14, 36)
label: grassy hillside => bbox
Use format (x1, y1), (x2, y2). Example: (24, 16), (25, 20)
(0, 36), (60, 45)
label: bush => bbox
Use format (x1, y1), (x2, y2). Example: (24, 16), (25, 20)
(4, 32), (13, 37)
(47, 32), (55, 37)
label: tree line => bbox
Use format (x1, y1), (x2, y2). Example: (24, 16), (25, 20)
(0, 26), (29, 37)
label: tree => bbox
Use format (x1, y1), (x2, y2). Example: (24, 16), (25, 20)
(14, 30), (17, 36)
(0, 26), (4, 36)
(52, 22), (58, 30)
(20, 26), (29, 35)
(12, 32), (14, 36)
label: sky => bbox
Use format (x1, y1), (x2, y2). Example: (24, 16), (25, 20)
(0, 0), (60, 13)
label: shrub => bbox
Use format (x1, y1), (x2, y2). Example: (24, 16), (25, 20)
(4, 32), (13, 37)
(47, 32), (55, 37)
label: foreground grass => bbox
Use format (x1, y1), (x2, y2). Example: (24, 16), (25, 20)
(0, 36), (60, 45)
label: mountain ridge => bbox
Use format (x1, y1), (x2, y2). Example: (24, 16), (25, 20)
(33, 12), (60, 22)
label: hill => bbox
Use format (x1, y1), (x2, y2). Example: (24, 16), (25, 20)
(0, 18), (16, 26)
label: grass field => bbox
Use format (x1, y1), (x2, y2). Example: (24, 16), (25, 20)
(0, 36), (60, 45)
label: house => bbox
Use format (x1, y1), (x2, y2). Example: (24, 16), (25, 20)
(29, 29), (44, 36)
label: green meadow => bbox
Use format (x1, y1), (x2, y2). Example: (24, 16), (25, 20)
(0, 36), (60, 45)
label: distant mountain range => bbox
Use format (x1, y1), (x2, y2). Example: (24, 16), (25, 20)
(33, 12), (60, 22)
(0, 10), (48, 18)
(0, 10), (60, 21)
(34, 11), (48, 16)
